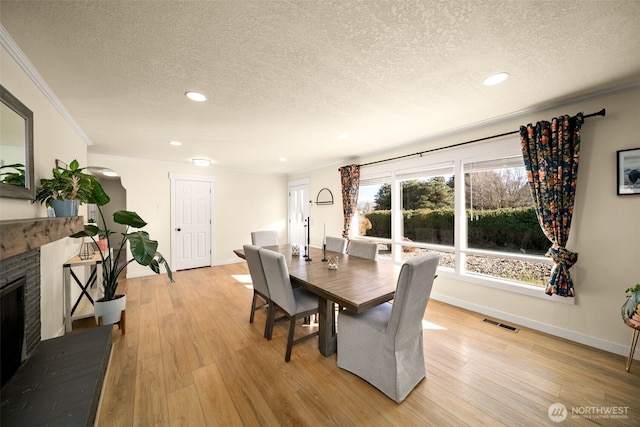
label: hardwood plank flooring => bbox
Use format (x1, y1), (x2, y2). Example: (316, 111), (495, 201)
(72, 263), (639, 426)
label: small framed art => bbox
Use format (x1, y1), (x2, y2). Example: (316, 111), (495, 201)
(617, 148), (640, 195)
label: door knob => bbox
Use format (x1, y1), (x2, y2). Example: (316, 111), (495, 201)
(175, 228), (181, 231)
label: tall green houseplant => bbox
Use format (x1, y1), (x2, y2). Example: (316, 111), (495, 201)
(71, 186), (173, 301)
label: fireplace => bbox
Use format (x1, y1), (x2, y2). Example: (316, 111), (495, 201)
(0, 249), (41, 387)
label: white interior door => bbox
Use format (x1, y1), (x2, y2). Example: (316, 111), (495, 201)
(288, 180), (309, 245)
(170, 174), (214, 271)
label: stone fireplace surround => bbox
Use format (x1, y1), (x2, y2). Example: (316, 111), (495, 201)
(0, 217), (83, 371)
(0, 216), (113, 426)
(0, 248), (41, 381)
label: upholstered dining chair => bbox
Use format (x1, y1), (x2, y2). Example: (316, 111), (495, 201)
(259, 249), (319, 362)
(325, 236), (347, 253)
(348, 240), (378, 260)
(243, 244), (273, 338)
(337, 253), (439, 403)
(251, 230), (279, 247)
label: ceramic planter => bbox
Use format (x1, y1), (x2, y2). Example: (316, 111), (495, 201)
(95, 293), (126, 333)
(97, 238), (108, 252)
(622, 290), (640, 328)
(50, 199), (79, 217)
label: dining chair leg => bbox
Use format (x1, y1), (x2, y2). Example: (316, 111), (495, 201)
(285, 316), (296, 362)
(250, 292), (259, 323)
(264, 304), (274, 340)
(626, 327), (639, 372)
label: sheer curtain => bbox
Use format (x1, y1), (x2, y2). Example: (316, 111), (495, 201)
(520, 113), (584, 296)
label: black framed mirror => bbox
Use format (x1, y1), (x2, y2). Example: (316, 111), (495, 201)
(0, 84), (34, 200)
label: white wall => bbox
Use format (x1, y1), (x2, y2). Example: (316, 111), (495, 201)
(291, 85), (640, 358)
(87, 154), (288, 275)
(1, 45), (89, 339)
(292, 165), (346, 246)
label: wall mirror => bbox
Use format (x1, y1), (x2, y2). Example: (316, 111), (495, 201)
(0, 84), (34, 200)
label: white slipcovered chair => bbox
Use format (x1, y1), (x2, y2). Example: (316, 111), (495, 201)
(259, 249), (319, 362)
(325, 236), (347, 253)
(251, 230), (278, 247)
(348, 240), (378, 260)
(337, 253), (439, 403)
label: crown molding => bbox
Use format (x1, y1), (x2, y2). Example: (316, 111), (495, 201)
(0, 24), (92, 146)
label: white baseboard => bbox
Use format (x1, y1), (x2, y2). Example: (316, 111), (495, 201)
(430, 293), (638, 361)
(213, 258), (245, 266)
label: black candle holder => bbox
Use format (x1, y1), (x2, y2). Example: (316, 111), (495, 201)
(305, 217), (312, 262)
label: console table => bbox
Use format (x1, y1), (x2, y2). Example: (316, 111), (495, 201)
(63, 251), (106, 332)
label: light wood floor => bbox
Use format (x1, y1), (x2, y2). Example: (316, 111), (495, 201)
(74, 263), (640, 426)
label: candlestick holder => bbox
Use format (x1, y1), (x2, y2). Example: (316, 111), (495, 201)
(305, 216), (312, 262)
(322, 244), (327, 262)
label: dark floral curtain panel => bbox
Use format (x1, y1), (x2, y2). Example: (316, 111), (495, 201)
(339, 164), (360, 239)
(520, 113), (584, 297)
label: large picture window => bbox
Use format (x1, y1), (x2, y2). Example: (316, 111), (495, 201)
(463, 157), (551, 286)
(357, 138), (553, 296)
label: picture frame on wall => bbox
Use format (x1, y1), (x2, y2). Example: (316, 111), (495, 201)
(617, 148), (640, 195)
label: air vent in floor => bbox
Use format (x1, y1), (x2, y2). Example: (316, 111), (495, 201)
(482, 318), (519, 332)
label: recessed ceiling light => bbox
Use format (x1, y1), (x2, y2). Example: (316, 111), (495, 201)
(169, 140), (182, 146)
(279, 157), (287, 162)
(185, 91), (207, 102)
(192, 158), (212, 167)
(483, 72), (510, 86)
(337, 134), (348, 139)
(102, 170), (118, 177)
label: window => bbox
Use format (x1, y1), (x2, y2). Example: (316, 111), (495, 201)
(397, 163), (455, 268)
(355, 174), (391, 259)
(357, 138), (554, 296)
(463, 157), (551, 286)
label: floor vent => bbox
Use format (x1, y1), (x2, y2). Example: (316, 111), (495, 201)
(482, 318), (519, 333)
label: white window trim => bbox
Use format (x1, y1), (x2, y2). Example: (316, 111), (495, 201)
(359, 136), (575, 304)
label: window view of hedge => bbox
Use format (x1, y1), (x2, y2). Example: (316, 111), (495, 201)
(355, 154), (553, 288)
(358, 164), (548, 252)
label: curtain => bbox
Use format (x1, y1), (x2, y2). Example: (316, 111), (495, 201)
(520, 113), (584, 297)
(339, 164), (360, 239)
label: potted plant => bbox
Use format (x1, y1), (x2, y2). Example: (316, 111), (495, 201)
(622, 283), (640, 328)
(87, 217), (109, 252)
(34, 159), (103, 217)
(0, 163), (26, 187)
(71, 208), (173, 332)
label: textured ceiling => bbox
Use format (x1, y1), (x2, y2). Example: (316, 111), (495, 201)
(1, 1), (639, 175)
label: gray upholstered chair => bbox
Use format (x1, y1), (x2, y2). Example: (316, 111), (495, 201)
(251, 230), (279, 247)
(337, 253), (439, 403)
(325, 236), (347, 253)
(243, 244), (273, 338)
(259, 249), (319, 362)
(348, 240), (378, 260)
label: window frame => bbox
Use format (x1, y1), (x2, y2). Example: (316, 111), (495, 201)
(357, 137), (573, 304)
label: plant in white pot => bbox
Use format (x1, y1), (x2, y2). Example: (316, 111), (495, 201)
(71, 209), (173, 333)
(622, 283), (640, 329)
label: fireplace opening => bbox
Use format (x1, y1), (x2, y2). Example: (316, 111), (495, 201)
(1, 276), (26, 388)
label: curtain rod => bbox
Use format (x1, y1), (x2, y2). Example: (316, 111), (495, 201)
(347, 108), (606, 169)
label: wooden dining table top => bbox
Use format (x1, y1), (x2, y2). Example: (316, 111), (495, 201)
(234, 244), (401, 313)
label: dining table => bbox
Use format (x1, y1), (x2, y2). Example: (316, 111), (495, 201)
(233, 244), (401, 356)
